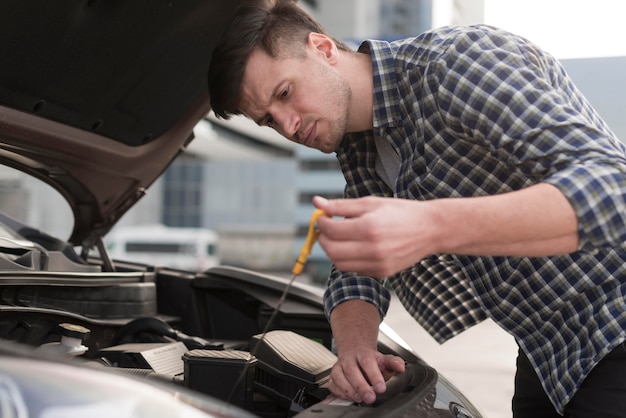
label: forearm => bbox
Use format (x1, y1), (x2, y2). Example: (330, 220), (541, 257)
(430, 183), (579, 257)
(329, 299), (381, 353)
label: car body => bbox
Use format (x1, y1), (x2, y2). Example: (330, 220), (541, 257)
(0, 1), (484, 417)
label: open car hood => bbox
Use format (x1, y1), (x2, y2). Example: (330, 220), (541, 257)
(0, 0), (241, 247)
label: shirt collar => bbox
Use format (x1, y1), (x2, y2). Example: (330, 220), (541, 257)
(358, 39), (402, 130)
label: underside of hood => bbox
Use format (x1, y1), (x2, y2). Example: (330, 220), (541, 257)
(0, 0), (242, 247)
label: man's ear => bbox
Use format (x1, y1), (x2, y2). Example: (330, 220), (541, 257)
(307, 32), (338, 63)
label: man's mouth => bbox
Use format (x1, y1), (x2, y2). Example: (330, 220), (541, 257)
(300, 122), (316, 147)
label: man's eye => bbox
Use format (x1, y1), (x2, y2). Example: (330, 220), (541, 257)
(280, 87), (289, 99)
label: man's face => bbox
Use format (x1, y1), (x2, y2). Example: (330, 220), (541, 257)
(239, 43), (351, 154)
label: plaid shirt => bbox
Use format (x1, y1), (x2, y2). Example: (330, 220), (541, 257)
(323, 25), (626, 413)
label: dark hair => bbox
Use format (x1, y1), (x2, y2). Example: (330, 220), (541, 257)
(207, 0), (351, 119)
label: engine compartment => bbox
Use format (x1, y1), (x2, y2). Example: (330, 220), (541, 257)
(0, 261), (339, 416)
(0, 224), (483, 417)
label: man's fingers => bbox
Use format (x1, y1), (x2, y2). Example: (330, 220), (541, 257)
(328, 366), (360, 402)
(314, 195), (380, 219)
(316, 216), (362, 241)
(315, 236), (400, 278)
(330, 362), (374, 403)
(328, 351), (394, 404)
(378, 355), (406, 380)
(344, 361), (379, 403)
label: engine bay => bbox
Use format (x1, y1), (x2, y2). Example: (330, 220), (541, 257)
(0, 260), (342, 417)
(0, 222), (481, 417)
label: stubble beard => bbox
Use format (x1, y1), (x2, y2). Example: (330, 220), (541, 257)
(318, 69), (352, 154)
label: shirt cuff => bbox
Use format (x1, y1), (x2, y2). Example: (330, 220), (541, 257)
(323, 267), (391, 321)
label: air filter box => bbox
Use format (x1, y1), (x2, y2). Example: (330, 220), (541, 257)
(250, 330), (336, 407)
(183, 349), (256, 408)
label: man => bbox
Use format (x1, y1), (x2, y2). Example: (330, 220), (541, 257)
(208, 1), (626, 416)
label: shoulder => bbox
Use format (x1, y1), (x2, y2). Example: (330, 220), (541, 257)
(360, 25), (535, 68)
(391, 25), (548, 62)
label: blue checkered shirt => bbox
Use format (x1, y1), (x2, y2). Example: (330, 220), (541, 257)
(322, 25), (626, 413)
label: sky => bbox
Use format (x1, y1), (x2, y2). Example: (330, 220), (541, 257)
(482, 0), (626, 59)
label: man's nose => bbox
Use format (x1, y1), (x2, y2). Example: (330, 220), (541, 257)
(274, 109), (300, 139)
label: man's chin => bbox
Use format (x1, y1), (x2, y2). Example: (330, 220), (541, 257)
(314, 142), (338, 154)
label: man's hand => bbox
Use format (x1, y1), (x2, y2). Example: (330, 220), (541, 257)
(313, 184), (578, 278)
(328, 346), (405, 404)
(328, 300), (405, 404)
(313, 195), (437, 278)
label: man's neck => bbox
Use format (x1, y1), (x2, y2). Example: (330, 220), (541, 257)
(339, 50), (374, 133)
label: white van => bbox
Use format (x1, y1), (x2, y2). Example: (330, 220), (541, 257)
(106, 225), (220, 271)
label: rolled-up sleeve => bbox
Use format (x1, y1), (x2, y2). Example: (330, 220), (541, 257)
(545, 163), (626, 252)
(323, 265), (391, 322)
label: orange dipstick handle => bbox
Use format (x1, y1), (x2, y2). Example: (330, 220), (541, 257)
(292, 209), (328, 275)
